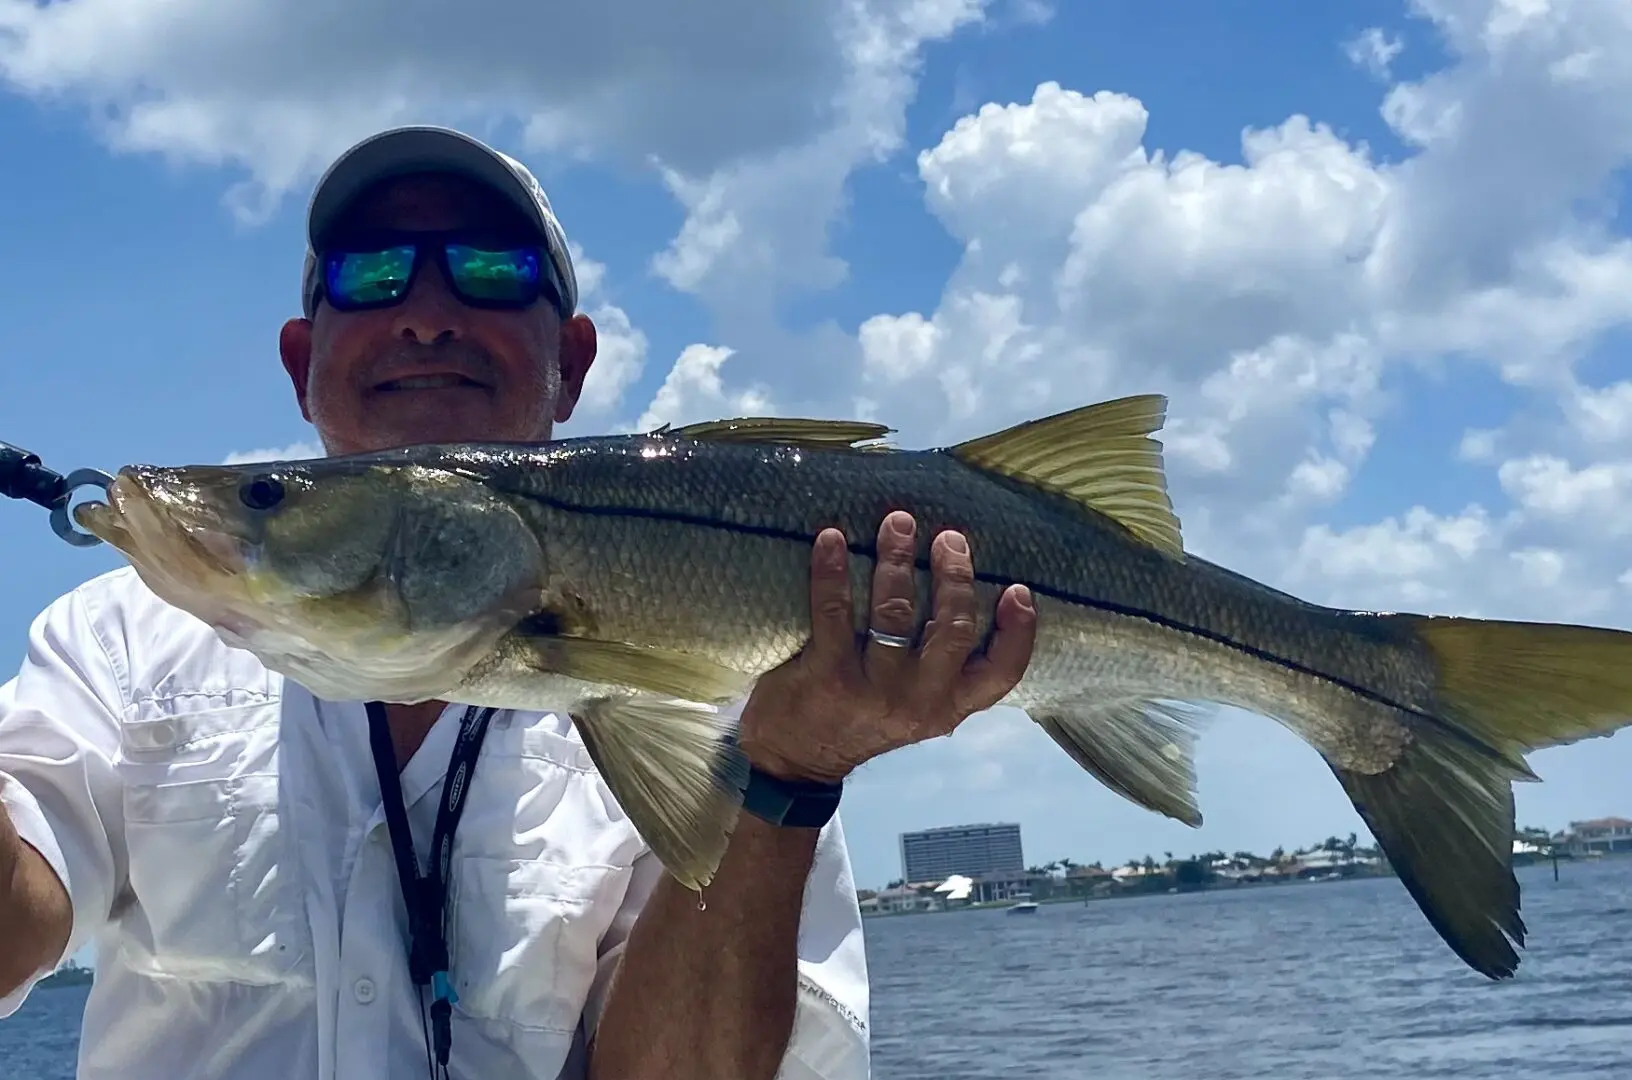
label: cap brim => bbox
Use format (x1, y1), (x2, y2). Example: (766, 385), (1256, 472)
(308, 126), (545, 247)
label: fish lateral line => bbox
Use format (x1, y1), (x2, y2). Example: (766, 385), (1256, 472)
(505, 488), (1498, 761)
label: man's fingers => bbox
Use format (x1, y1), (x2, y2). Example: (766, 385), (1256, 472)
(863, 511), (920, 679)
(806, 528), (857, 666)
(917, 530), (982, 689)
(958, 583), (1037, 714)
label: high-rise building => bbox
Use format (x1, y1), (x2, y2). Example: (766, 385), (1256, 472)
(899, 822), (1024, 883)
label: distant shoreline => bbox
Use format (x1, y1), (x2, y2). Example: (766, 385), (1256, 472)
(861, 849), (1615, 919)
(38, 965), (92, 989)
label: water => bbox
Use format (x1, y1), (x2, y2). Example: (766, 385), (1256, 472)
(869, 858), (1632, 1079)
(5, 860), (1629, 1078)
(1, 979), (88, 1080)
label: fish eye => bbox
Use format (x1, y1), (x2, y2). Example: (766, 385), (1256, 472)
(239, 475), (286, 511)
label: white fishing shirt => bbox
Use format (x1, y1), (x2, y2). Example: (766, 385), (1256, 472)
(0, 567), (872, 1079)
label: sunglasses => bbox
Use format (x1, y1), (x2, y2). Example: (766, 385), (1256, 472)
(316, 229), (567, 315)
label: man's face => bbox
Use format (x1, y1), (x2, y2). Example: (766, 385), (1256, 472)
(279, 171), (597, 456)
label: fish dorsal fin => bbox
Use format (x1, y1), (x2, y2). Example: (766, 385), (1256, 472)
(654, 416), (895, 451)
(948, 394), (1185, 559)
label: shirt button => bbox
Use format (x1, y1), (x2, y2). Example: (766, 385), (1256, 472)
(354, 977), (377, 1004)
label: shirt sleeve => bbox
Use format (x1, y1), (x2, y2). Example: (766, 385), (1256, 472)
(0, 587), (129, 1017)
(582, 811), (871, 1079)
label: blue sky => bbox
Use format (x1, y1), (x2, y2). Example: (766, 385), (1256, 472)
(2, 0), (1631, 893)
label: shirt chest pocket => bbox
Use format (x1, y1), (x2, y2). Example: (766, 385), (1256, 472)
(449, 856), (626, 1037)
(117, 700), (313, 986)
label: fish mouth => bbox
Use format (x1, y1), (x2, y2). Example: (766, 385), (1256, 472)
(75, 470), (252, 582)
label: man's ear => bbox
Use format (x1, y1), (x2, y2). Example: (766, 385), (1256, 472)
(280, 317), (315, 422)
(553, 313), (599, 424)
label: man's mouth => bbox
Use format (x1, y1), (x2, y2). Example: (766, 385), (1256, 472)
(374, 373), (487, 391)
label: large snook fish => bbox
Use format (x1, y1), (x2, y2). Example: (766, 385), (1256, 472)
(73, 395), (1632, 979)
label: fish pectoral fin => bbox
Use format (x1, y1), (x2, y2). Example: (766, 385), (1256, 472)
(507, 632), (754, 705)
(655, 416), (896, 451)
(948, 394), (1185, 560)
(1330, 731), (1529, 980)
(571, 695), (751, 891)
(1034, 697), (1205, 827)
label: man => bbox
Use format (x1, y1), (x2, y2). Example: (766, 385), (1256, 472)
(0, 126), (1037, 1079)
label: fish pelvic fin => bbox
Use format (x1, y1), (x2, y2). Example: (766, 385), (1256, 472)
(572, 695), (751, 891)
(1388, 614), (1632, 762)
(1033, 697), (1205, 827)
(654, 416), (896, 451)
(947, 394), (1185, 560)
(1330, 732), (1530, 980)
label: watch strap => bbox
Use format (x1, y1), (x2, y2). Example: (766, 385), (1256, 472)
(740, 765), (844, 829)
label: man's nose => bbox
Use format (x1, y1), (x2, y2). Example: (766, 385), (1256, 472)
(391, 259), (465, 344)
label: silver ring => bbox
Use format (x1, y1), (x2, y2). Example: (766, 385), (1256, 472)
(867, 628), (913, 649)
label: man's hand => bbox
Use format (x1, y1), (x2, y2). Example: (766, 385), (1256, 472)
(591, 510), (1026, 1079)
(738, 510), (1037, 784)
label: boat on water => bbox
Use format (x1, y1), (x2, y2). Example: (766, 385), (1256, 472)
(1006, 892), (1040, 914)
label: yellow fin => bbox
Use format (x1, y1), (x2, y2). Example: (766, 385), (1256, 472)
(655, 416), (895, 451)
(1033, 697), (1206, 827)
(1388, 614), (1632, 761)
(572, 694), (750, 891)
(507, 632), (753, 705)
(949, 394), (1184, 559)
(1322, 611), (1632, 979)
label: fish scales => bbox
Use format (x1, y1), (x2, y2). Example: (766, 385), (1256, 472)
(459, 435), (1439, 770)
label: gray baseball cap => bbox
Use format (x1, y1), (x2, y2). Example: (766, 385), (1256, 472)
(300, 125), (579, 319)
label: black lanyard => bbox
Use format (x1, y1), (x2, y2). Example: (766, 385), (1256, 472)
(366, 700), (497, 1079)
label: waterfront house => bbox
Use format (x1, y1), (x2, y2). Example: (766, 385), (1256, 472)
(1561, 817), (1632, 855)
(862, 884), (941, 914)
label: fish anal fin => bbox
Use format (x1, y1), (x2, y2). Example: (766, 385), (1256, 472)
(655, 416), (895, 451)
(1034, 697), (1204, 827)
(1330, 729), (1527, 980)
(572, 695), (751, 891)
(949, 395), (1184, 559)
(503, 629), (752, 706)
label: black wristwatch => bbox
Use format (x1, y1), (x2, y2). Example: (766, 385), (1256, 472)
(741, 765), (844, 829)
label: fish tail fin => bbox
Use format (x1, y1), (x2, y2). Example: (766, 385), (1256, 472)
(1392, 615), (1632, 761)
(571, 695), (751, 891)
(1331, 614), (1632, 980)
(1329, 730), (1529, 980)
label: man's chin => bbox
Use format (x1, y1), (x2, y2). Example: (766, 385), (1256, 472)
(358, 391), (507, 445)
